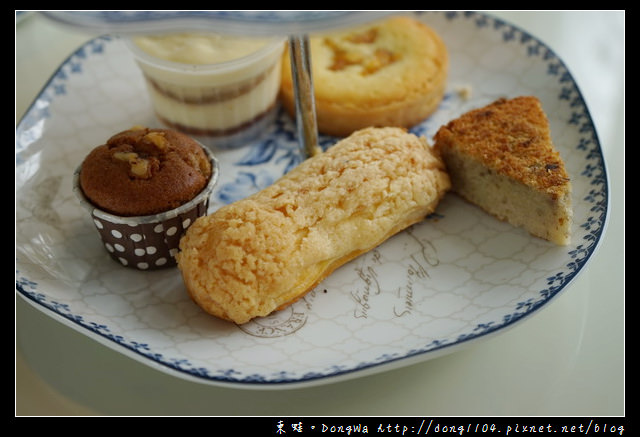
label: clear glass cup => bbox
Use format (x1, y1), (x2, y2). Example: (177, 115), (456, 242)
(124, 32), (286, 149)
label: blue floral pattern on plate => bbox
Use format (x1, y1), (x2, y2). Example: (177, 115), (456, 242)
(16, 12), (607, 387)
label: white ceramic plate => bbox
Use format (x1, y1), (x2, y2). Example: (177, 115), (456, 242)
(16, 11), (608, 389)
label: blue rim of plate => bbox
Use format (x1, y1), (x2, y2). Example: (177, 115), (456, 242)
(16, 11), (609, 387)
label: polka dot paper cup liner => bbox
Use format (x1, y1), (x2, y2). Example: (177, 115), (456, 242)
(72, 148), (219, 270)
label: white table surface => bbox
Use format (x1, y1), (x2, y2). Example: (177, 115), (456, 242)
(15, 11), (624, 417)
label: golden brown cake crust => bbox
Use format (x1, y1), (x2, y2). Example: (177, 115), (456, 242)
(176, 127), (451, 324)
(80, 127), (212, 216)
(280, 15), (449, 137)
(433, 96), (572, 245)
(434, 96), (569, 199)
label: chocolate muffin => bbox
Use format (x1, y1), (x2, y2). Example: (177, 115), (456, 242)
(79, 126), (212, 216)
(74, 126), (218, 270)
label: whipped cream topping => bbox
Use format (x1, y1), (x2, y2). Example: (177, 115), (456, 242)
(133, 32), (270, 65)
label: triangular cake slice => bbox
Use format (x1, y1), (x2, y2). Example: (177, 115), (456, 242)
(434, 96), (572, 245)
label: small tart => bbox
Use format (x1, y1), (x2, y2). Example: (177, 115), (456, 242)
(280, 15), (449, 137)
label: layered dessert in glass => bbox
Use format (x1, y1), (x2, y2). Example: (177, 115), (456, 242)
(125, 32), (285, 149)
